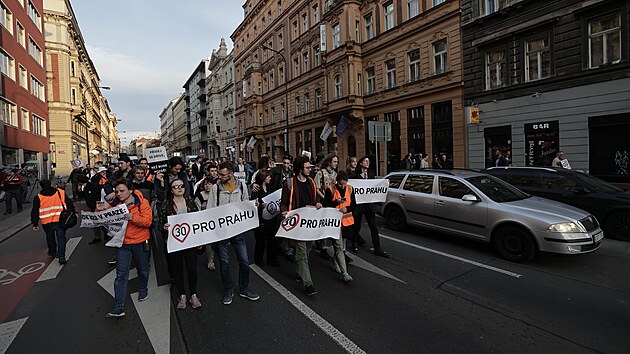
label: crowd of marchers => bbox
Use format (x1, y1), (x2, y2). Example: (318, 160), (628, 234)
(28, 152), (390, 318)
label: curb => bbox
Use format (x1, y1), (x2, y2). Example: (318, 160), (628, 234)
(0, 212), (34, 245)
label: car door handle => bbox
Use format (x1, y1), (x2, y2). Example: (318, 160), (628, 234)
(399, 194), (406, 199)
(436, 200), (445, 206)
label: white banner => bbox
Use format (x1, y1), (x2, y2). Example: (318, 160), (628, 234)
(234, 171), (247, 185)
(104, 220), (129, 248)
(146, 146), (168, 174)
(320, 122), (333, 141)
(80, 204), (129, 228)
(560, 159), (572, 169)
(276, 207), (342, 241)
(70, 158), (84, 169)
(261, 189), (282, 220)
(166, 201), (259, 253)
(348, 179), (389, 204)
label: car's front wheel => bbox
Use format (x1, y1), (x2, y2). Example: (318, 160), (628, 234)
(604, 211), (630, 241)
(493, 226), (537, 263)
(385, 205), (407, 231)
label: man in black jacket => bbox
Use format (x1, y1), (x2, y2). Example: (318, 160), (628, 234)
(75, 174), (107, 245)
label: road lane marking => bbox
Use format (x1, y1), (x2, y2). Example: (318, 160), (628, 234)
(379, 234), (523, 279)
(345, 253), (406, 284)
(0, 317), (28, 354)
(36, 237), (82, 282)
(251, 265), (366, 354)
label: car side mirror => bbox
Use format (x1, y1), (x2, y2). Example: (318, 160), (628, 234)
(462, 194), (480, 202)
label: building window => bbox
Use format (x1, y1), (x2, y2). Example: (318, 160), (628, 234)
(1, 2), (13, 34)
(525, 36), (550, 82)
(384, 3), (394, 31)
(386, 59), (396, 89)
(1, 98), (17, 127)
(28, 37), (43, 66)
(278, 33), (283, 47)
(281, 102), (286, 120)
(333, 23), (340, 49)
(433, 39), (448, 74)
(433, 0), (445, 6)
(19, 65), (27, 88)
(315, 89), (321, 109)
(278, 0), (282, 14)
(305, 93), (311, 113)
(355, 20), (360, 42)
(70, 60), (76, 77)
(357, 73), (362, 95)
(408, 49), (420, 82)
(27, 1), (41, 31)
(268, 10), (272, 22)
(21, 108), (29, 131)
(33, 114), (45, 136)
(293, 21), (298, 39)
(295, 96), (300, 115)
(486, 50), (506, 89)
(408, 0), (419, 19)
(17, 22), (25, 47)
(335, 75), (342, 98)
(314, 46), (320, 66)
(293, 57), (299, 77)
(270, 72), (275, 88)
(303, 51), (309, 72)
(366, 67), (375, 94)
(365, 14), (373, 40)
(271, 107), (275, 123)
(588, 13), (621, 68)
(313, 5), (318, 23)
(302, 13), (308, 32)
(0, 49), (15, 80)
(30, 75), (44, 101)
(279, 66), (284, 84)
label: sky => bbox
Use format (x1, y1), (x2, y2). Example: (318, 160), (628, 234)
(71, 0), (244, 146)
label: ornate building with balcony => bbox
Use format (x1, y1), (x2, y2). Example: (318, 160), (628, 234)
(206, 38), (237, 160)
(232, 0), (465, 172)
(44, 0), (116, 176)
(183, 59), (209, 157)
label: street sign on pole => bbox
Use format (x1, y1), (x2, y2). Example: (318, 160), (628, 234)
(368, 121), (392, 142)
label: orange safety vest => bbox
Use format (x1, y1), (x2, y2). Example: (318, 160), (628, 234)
(38, 189), (66, 225)
(329, 184), (354, 226)
(287, 176), (317, 211)
(145, 170), (154, 182)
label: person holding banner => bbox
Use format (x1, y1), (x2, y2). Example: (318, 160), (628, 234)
(251, 169), (280, 267)
(105, 180), (153, 318)
(207, 161), (260, 305)
(314, 154), (339, 260)
(155, 157), (191, 201)
(280, 156), (322, 296)
(75, 174), (108, 245)
(158, 179), (203, 310)
(351, 156), (390, 258)
(323, 171), (355, 283)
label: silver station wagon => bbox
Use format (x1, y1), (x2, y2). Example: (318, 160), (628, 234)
(380, 170), (603, 262)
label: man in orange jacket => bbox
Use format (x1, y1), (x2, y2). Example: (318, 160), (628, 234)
(31, 179), (75, 264)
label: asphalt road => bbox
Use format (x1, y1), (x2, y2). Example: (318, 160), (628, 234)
(1, 216), (628, 354)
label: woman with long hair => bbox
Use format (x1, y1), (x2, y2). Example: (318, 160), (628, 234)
(158, 178), (202, 310)
(251, 169), (279, 266)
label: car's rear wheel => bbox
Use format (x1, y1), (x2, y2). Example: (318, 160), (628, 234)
(604, 212), (630, 241)
(493, 226), (537, 263)
(385, 205), (406, 231)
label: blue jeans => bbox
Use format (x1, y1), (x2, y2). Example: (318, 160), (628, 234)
(216, 233), (250, 292)
(42, 223), (66, 258)
(113, 243), (150, 311)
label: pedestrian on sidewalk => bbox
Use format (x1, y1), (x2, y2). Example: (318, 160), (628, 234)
(159, 178), (202, 310)
(31, 179), (74, 264)
(2, 167), (24, 215)
(105, 180), (153, 318)
(207, 161), (260, 305)
(323, 170), (355, 283)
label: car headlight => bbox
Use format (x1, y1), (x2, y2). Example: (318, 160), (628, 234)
(547, 222), (585, 233)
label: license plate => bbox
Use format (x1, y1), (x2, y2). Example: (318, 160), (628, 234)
(593, 232), (604, 243)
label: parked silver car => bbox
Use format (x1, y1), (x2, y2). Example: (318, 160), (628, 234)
(380, 170), (603, 262)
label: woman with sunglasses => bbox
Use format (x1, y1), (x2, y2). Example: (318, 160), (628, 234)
(105, 180), (153, 318)
(158, 178), (202, 310)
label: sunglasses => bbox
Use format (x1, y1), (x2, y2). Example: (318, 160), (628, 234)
(172, 184), (185, 189)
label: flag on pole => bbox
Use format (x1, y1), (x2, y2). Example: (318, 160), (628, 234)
(247, 136), (257, 149)
(336, 115), (350, 137)
(243, 138), (248, 150)
(320, 122), (333, 141)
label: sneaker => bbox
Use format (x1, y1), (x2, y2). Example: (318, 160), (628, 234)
(239, 289), (260, 301)
(222, 289), (234, 305)
(106, 308), (125, 318)
(189, 294), (202, 309)
(207, 261), (216, 271)
(47, 251), (56, 257)
(374, 249), (390, 258)
(342, 273), (353, 282)
(177, 295), (187, 309)
(107, 257), (117, 265)
(138, 290), (149, 302)
(305, 285), (318, 296)
(59, 257), (67, 265)
(350, 246), (359, 253)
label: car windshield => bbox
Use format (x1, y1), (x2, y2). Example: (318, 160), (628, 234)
(466, 175), (530, 203)
(571, 172), (624, 193)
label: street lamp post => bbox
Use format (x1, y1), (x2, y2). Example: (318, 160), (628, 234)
(75, 85), (110, 167)
(260, 44), (289, 157)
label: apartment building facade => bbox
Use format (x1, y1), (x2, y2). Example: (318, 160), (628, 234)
(171, 92), (190, 157)
(462, 0), (630, 183)
(183, 59), (208, 157)
(232, 0), (464, 172)
(0, 0), (49, 175)
(159, 97), (176, 156)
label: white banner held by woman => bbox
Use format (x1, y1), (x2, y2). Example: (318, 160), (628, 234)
(348, 179), (389, 204)
(276, 207), (342, 241)
(261, 189), (282, 220)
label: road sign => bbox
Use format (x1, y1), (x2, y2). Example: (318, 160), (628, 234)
(368, 121), (392, 142)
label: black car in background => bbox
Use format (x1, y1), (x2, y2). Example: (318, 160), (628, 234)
(484, 167), (630, 241)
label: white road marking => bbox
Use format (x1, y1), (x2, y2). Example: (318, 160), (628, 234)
(97, 266), (138, 298)
(36, 237), (82, 282)
(379, 234), (523, 279)
(347, 253), (406, 284)
(0, 317), (28, 354)
(251, 265), (366, 354)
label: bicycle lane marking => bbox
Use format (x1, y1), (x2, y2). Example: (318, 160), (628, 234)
(0, 250), (51, 324)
